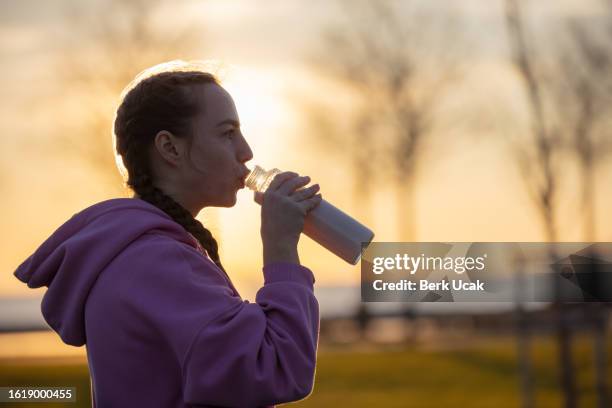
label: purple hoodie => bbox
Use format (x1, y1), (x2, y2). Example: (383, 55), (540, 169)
(14, 198), (319, 408)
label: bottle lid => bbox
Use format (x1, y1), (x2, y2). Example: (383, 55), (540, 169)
(245, 165), (281, 192)
(244, 165), (266, 191)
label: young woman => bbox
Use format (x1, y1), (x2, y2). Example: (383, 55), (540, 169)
(14, 61), (323, 407)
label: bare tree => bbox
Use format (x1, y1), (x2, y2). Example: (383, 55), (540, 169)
(554, 16), (612, 242)
(506, 3), (612, 407)
(306, 0), (458, 240)
(555, 13), (612, 408)
(505, 0), (561, 243)
(505, 1), (575, 407)
(52, 0), (205, 192)
(539, 7), (612, 405)
(552, 16), (612, 405)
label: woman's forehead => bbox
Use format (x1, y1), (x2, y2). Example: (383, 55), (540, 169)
(197, 83), (239, 124)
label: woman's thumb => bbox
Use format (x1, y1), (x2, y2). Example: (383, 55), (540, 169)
(254, 191), (264, 205)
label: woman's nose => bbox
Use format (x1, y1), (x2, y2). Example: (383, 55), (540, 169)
(238, 137), (253, 163)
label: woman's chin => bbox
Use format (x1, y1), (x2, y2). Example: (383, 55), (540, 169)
(220, 193), (238, 208)
(200, 195), (236, 209)
(226, 196), (238, 207)
(204, 188), (240, 208)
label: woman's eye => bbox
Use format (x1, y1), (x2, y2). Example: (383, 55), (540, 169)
(223, 129), (235, 139)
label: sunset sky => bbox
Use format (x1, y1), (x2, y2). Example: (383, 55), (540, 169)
(2, 0), (611, 300)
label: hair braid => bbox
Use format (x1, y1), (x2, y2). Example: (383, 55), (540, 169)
(124, 140), (227, 276)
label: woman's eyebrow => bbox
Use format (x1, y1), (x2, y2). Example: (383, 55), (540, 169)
(215, 119), (240, 128)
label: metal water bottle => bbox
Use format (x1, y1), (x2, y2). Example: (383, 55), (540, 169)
(245, 165), (374, 264)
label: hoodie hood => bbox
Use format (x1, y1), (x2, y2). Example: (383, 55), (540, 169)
(14, 198), (200, 346)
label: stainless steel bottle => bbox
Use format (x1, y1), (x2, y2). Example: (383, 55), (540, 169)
(245, 165), (374, 264)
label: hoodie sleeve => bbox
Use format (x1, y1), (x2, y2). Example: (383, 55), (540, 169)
(119, 235), (319, 408)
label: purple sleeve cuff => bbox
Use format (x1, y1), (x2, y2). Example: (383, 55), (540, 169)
(263, 262), (315, 288)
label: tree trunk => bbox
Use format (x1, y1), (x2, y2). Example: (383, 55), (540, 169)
(593, 304), (609, 408)
(580, 161), (596, 242)
(515, 264), (534, 408)
(557, 307), (577, 408)
(395, 176), (416, 241)
(551, 243), (577, 408)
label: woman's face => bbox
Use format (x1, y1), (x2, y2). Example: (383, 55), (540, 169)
(176, 83), (253, 209)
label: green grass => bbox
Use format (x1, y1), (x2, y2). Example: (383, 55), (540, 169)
(0, 335), (610, 407)
(288, 335), (611, 408)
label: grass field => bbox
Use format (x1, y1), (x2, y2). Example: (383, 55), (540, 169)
(1, 335), (610, 407)
(293, 335), (610, 407)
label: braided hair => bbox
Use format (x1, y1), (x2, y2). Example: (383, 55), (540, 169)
(113, 64), (226, 274)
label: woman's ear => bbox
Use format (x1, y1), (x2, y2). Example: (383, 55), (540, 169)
(153, 130), (185, 167)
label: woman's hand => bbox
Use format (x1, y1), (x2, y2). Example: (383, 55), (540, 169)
(254, 172), (322, 265)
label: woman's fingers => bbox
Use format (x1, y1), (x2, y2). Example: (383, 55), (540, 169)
(290, 184), (320, 201)
(276, 175), (310, 195)
(299, 194), (323, 213)
(260, 171), (321, 215)
(254, 191), (264, 205)
(268, 171), (298, 191)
